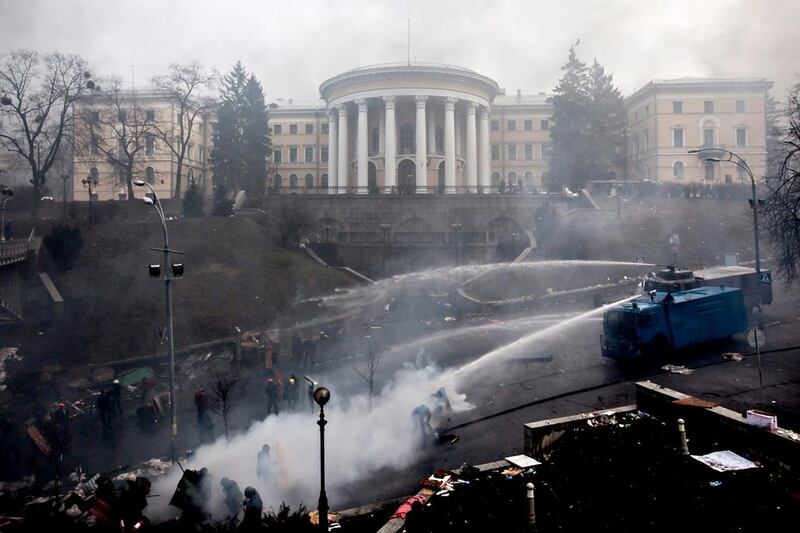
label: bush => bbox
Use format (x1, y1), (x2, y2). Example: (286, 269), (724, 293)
(182, 184), (204, 217)
(43, 225), (84, 272)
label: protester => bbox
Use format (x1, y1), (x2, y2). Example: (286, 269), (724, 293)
(412, 404), (433, 440)
(220, 477), (244, 519)
(257, 444), (272, 479)
(283, 374), (299, 410)
(265, 378), (279, 416)
(241, 486), (264, 529)
(111, 379), (123, 415)
(97, 388), (113, 434)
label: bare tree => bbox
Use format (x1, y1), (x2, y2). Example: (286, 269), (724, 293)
(354, 341), (383, 397)
(151, 63), (216, 199)
(75, 78), (155, 200)
(210, 373), (239, 440)
(0, 50), (90, 218)
(762, 84), (800, 282)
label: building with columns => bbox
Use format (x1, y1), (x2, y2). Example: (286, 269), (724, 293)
(270, 63), (554, 194)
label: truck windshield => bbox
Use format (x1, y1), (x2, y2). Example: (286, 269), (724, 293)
(605, 311), (637, 336)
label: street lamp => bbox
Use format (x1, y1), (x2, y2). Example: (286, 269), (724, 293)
(0, 185), (13, 242)
(81, 174), (98, 225)
(133, 178), (182, 462)
(688, 148), (761, 299)
(451, 223), (462, 267)
(380, 223), (392, 276)
(313, 386), (331, 532)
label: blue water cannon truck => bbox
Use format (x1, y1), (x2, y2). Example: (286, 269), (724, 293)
(601, 286), (748, 360)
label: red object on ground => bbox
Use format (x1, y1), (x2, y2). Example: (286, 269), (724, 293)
(390, 495), (428, 519)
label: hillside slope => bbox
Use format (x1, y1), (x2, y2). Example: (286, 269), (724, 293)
(29, 215), (353, 364)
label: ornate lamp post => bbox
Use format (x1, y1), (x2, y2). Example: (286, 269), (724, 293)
(314, 386), (331, 532)
(81, 174), (98, 225)
(0, 185), (13, 242)
(689, 147), (761, 303)
(133, 178), (183, 462)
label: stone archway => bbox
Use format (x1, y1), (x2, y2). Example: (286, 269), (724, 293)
(487, 216), (527, 261)
(398, 159), (416, 195)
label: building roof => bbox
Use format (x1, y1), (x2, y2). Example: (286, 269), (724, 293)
(625, 77), (773, 105)
(269, 98), (327, 112)
(493, 93), (552, 107)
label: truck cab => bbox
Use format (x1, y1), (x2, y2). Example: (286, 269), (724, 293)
(601, 300), (668, 360)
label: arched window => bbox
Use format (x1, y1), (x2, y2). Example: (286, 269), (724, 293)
(304, 173), (314, 189)
(90, 167), (100, 180)
(435, 126), (444, 154)
(400, 124), (414, 154)
(145, 166), (155, 184)
(491, 172), (500, 187)
(371, 127), (380, 155)
(673, 161), (684, 180)
(289, 174), (298, 189)
(508, 171), (517, 181)
(704, 161), (715, 181)
(525, 171), (534, 189)
(321, 173), (329, 188)
(274, 174), (283, 188)
(188, 168), (195, 185)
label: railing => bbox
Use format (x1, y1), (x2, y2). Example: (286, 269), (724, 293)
(0, 240), (31, 266)
(267, 186), (554, 196)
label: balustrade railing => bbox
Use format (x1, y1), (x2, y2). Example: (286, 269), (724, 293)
(267, 185), (551, 196)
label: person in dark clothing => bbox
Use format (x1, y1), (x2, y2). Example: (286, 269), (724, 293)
(97, 388), (113, 434)
(194, 388), (209, 424)
(52, 403), (69, 431)
(283, 375), (299, 410)
(241, 486), (263, 528)
(499, 179), (506, 194)
(111, 380), (123, 415)
(265, 378), (279, 416)
(220, 477), (243, 519)
(256, 444), (272, 479)
(412, 404), (433, 440)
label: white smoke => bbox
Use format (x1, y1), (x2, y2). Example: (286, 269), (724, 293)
(145, 365), (469, 522)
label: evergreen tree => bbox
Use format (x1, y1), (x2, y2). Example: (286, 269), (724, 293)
(182, 183), (204, 217)
(549, 45), (626, 189)
(210, 62), (270, 196)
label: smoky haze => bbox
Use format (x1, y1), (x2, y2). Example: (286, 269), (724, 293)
(0, 0), (797, 98)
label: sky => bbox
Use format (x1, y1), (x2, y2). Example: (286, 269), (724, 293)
(0, 0), (798, 101)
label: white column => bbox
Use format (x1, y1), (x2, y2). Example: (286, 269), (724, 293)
(383, 96), (397, 189)
(337, 104), (349, 189)
(478, 107), (490, 188)
(327, 109), (338, 192)
(378, 108), (385, 155)
(415, 96), (428, 187)
(455, 111), (463, 158)
(466, 102), (478, 189)
(356, 99), (368, 190)
(444, 97), (456, 190)
(427, 104), (436, 154)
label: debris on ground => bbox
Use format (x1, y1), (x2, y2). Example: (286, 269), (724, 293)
(661, 364), (694, 375)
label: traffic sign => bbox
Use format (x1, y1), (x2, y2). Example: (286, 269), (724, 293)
(747, 328), (766, 349)
(759, 271), (772, 284)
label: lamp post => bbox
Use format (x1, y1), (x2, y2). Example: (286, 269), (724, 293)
(313, 386), (331, 532)
(133, 178), (181, 462)
(81, 174), (98, 225)
(0, 185), (13, 242)
(380, 223), (392, 277)
(688, 148), (761, 299)
(451, 223), (462, 267)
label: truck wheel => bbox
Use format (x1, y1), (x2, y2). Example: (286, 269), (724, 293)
(648, 335), (669, 357)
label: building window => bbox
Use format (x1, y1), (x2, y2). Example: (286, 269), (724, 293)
(400, 124), (414, 153)
(289, 174), (298, 189)
(491, 144), (500, 161)
(736, 100), (746, 113)
(645, 105), (650, 116)
(736, 127), (747, 147)
(90, 135), (100, 155)
(146, 110), (155, 122)
(704, 100), (714, 114)
(542, 142), (552, 161)
(289, 147), (297, 162)
(524, 143), (533, 161)
(507, 120), (516, 131)
(490, 120), (499, 131)
(145, 166), (155, 184)
(491, 172), (500, 187)
(321, 146), (328, 163)
(305, 124), (313, 135)
(540, 120), (549, 130)
(673, 161), (684, 180)
(673, 128), (684, 148)
(89, 111), (100, 123)
(188, 169), (195, 185)
(704, 160), (715, 181)
(273, 174), (282, 188)
(304, 147), (314, 163)
(524, 120), (533, 131)
(435, 127), (443, 154)
(198, 147), (205, 163)
(305, 173), (314, 188)
(372, 127), (380, 155)
(673, 101), (683, 114)
(525, 171), (534, 189)
(273, 147), (281, 163)
(643, 130), (649, 150)
(118, 110), (127, 122)
(703, 128), (715, 148)
(321, 174), (329, 188)
(187, 144), (193, 160)
(89, 167), (100, 181)
(118, 138), (126, 156)
(273, 124), (282, 135)
(145, 136), (155, 155)
(289, 124), (298, 135)
(321, 123), (329, 135)
(507, 144), (516, 160)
